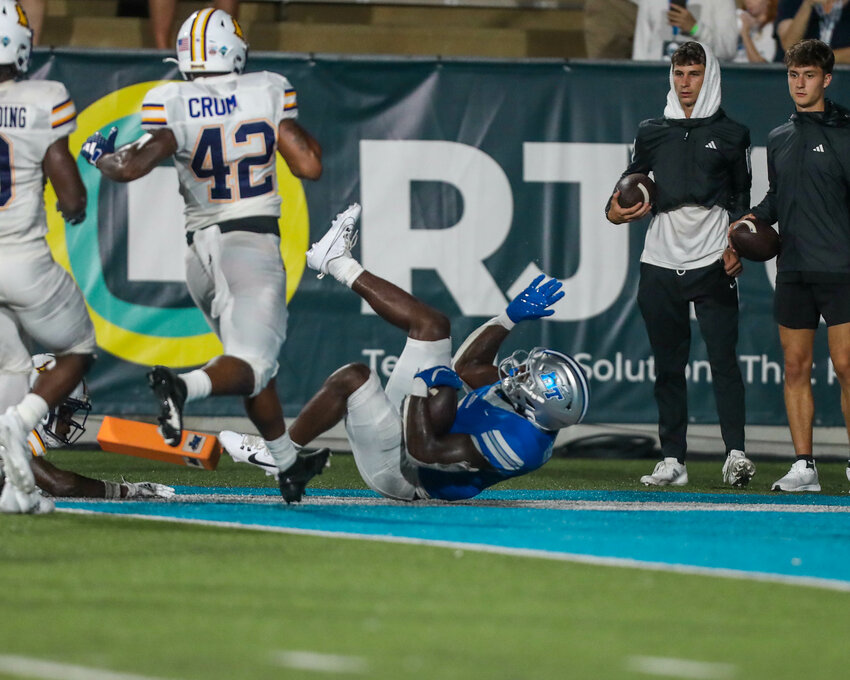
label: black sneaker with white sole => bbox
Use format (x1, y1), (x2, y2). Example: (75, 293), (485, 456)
(278, 448), (331, 504)
(147, 365), (187, 447)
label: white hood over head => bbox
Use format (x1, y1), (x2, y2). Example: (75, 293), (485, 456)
(663, 41), (721, 120)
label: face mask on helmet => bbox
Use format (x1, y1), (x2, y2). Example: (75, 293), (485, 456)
(30, 353), (91, 447)
(40, 383), (91, 447)
(498, 347), (589, 431)
(174, 8), (247, 78)
(0, 1), (32, 75)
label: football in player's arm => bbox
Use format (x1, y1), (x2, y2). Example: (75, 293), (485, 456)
(222, 203), (590, 502)
(81, 8), (325, 504)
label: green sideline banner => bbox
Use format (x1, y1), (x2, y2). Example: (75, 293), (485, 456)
(28, 49), (844, 426)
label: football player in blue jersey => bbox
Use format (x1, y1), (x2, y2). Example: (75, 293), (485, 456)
(221, 203), (589, 501)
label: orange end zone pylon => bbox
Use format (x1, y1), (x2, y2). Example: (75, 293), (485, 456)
(96, 416), (221, 470)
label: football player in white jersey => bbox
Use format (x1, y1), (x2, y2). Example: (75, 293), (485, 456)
(0, 353), (175, 502)
(81, 8), (326, 503)
(222, 204), (590, 502)
(0, 1), (97, 515)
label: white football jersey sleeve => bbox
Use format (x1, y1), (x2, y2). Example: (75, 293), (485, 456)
(141, 71), (298, 232)
(0, 79), (77, 245)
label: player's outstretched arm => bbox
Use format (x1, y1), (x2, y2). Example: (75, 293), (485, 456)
(83, 128), (178, 183)
(277, 119), (322, 180)
(43, 137), (86, 225)
(453, 274), (564, 389)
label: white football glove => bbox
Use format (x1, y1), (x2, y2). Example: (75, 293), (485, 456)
(123, 481), (176, 499)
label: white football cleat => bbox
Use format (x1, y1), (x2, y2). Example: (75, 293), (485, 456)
(722, 449), (756, 487)
(0, 406), (35, 493)
(0, 481), (55, 514)
(220, 430), (278, 477)
(123, 481), (176, 499)
(772, 459), (821, 492)
(306, 203), (361, 278)
(640, 457), (688, 486)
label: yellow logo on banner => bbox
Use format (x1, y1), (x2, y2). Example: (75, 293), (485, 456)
(45, 81), (308, 368)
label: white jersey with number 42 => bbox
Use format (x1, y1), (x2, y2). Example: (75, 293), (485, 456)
(0, 79), (77, 246)
(140, 71), (298, 232)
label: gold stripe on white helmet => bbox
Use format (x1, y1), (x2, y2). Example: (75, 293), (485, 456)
(176, 8), (247, 77)
(0, 0), (31, 74)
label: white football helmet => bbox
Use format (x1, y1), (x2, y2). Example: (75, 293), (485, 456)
(31, 354), (91, 447)
(175, 8), (247, 77)
(0, 1), (32, 74)
(498, 348), (589, 431)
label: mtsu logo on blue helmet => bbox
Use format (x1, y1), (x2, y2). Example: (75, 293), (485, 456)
(540, 371), (565, 401)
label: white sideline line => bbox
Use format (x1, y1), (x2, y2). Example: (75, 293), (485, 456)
(626, 655), (737, 679)
(58, 507), (850, 592)
(272, 650), (368, 674)
(171, 494), (850, 513)
(0, 655), (177, 680)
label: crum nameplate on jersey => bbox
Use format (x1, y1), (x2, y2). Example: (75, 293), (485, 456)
(0, 105), (26, 128)
(188, 95), (238, 118)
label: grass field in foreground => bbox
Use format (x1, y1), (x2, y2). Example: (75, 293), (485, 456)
(0, 451), (848, 680)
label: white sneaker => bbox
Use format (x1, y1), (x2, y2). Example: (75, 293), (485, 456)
(220, 430), (277, 477)
(0, 481), (55, 514)
(772, 459), (821, 492)
(722, 449), (756, 487)
(0, 406), (34, 493)
(640, 457), (688, 486)
(306, 203), (361, 278)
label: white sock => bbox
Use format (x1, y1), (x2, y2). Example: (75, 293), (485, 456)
(179, 369), (212, 403)
(328, 255), (364, 288)
(266, 431), (297, 471)
(15, 393), (49, 432)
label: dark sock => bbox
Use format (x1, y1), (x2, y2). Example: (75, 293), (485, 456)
(797, 454), (815, 467)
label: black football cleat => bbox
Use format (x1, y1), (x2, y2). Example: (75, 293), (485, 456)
(278, 448), (331, 504)
(147, 365), (187, 447)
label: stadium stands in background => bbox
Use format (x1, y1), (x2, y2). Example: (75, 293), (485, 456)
(39, 0), (587, 57)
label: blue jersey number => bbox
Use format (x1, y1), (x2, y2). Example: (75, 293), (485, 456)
(0, 135), (12, 207)
(190, 121), (276, 202)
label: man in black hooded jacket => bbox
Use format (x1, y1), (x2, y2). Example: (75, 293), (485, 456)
(606, 41), (755, 488)
(748, 39), (850, 492)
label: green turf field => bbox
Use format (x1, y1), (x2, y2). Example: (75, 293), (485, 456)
(1, 450), (848, 680)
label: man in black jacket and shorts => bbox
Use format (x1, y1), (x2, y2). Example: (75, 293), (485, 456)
(749, 39), (850, 492)
(607, 41), (755, 487)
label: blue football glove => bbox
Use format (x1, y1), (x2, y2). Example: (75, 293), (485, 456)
(414, 366), (463, 390)
(505, 274), (564, 323)
(80, 126), (118, 165)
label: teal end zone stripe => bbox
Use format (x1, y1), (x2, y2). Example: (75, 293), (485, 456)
(72, 115), (211, 338)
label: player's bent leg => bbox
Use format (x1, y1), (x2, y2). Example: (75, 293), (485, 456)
(289, 363), (372, 446)
(199, 355), (256, 396)
(344, 370), (421, 501)
(352, 271), (451, 341)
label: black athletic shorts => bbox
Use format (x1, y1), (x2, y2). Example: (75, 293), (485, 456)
(774, 279), (850, 329)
